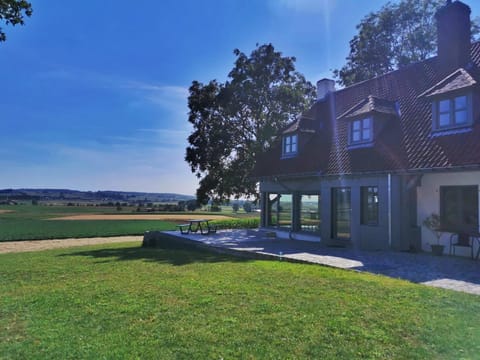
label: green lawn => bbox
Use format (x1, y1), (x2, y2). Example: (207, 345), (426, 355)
(1, 242), (479, 359)
(0, 204), (258, 241)
(0, 205), (176, 241)
(0, 219), (176, 241)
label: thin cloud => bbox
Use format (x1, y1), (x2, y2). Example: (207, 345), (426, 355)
(0, 144), (196, 194)
(37, 67), (189, 115)
(272, 0), (336, 14)
(102, 128), (189, 147)
(113, 80), (189, 118)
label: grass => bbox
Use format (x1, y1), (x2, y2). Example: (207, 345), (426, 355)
(0, 205), (176, 241)
(0, 219), (175, 241)
(0, 204), (258, 241)
(1, 241), (479, 359)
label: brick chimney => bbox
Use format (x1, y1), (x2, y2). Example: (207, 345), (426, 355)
(436, 0), (471, 73)
(316, 78), (335, 101)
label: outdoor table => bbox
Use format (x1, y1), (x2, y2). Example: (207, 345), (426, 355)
(176, 219), (217, 235)
(187, 219), (210, 234)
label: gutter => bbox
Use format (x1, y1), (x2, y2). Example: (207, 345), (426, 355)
(255, 164), (480, 183)
(252, 171), (322, 182)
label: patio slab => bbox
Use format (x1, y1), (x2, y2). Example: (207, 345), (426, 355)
(145, 229), (480, 295)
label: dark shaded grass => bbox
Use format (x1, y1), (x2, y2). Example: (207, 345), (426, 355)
(1, 242), (479, 359)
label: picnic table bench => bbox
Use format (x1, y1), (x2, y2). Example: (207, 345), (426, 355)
(176, 224), (191, 234)
(176, 219), (217, 235)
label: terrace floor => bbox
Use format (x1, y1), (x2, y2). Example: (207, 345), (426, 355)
(159, 229), (480, 295)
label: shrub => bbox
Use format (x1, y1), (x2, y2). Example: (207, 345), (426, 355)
(210, 205), (221, 212)
(186, 200), (199, 211)
(210, 218), (259, 230)
(243, 201), (253, 213)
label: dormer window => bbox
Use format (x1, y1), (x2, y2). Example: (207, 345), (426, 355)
(283, 134), (298, 157)
(350, 117), (373, 144)
(434, 94), (471, 130)
(418, 68), (476, 135)
(338, 95), (397, 150)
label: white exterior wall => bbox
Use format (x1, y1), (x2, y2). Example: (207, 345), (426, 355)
(417, 171), (480, 256)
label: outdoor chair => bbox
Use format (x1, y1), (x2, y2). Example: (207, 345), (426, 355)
(449, 233), (474, 259)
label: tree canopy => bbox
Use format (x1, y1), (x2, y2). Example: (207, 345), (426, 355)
(0, 0), (32, 42)
(186, 44), (315, 204)
(333, 0), (480, 86)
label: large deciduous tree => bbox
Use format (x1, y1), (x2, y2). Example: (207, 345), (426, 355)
(333, 0), (479, 87)
(186, 44), (315, 204)
(0, 0), (32, 42)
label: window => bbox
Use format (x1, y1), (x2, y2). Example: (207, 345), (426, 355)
(283, 134), (298, 156)
(300, 194), (321, 233)
(350, 118), (372, 144)
(361, 186), (379, 225)
(266, 193), (279, 227)
(332, 188), (351, 239)
(266, 193), (292, 230)
(278, 194), (293, 229)
(440, 186), (478, 231)
(434, 94), (471, 130)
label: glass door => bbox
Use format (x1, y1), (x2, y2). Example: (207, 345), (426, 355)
(332, 188), (351, 240)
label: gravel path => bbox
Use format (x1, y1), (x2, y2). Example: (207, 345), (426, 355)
(0, 236), (143, 254)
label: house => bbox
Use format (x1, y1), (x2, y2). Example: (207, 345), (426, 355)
(254, 0), (480, 256)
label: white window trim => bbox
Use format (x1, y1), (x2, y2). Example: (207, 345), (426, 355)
(348, 117), (373, 145)
(282, 134), (298, 157)
(432, 93), (473, 132)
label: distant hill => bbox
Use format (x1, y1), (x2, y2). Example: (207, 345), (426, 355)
(0, 188), (195, 204)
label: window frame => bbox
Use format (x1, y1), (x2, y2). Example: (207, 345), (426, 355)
(440, 185), (479, 232)
(432, 93), (472, 131)
(282, 134), (298, 157)
(360, 186), (379, 226)
(266, 192), (293, 230)
(299, 193), (321, 234)
(331, 187), (352, 240)
(349, 117), (373, 145)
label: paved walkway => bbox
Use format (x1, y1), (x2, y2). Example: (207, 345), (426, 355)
(160, 229), (480, 295)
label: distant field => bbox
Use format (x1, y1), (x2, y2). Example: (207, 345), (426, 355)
(0, 219), (176, 241)
(0, 205), (238, 241)
(48, 214), (234, 221)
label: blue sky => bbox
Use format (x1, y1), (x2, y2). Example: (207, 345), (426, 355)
(1, 0), (479, 195)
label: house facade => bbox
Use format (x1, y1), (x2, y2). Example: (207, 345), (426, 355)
(254, 0), (480, 256)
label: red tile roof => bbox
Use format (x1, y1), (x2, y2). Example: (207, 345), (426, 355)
(419, 67), (477, 98)
(254, 41), (480, 179)
(337, 95), (398, 120)
(282, 114), (317, 134)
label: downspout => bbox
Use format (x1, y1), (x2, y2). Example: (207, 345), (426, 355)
(388, 173), (392, 248)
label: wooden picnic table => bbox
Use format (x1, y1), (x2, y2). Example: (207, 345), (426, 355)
(177, 219), (217, 235)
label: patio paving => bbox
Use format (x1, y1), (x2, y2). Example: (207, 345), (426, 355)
(155, 229), (480, 295)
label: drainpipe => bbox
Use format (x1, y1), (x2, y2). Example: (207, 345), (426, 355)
(388, 173), (392, 248)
